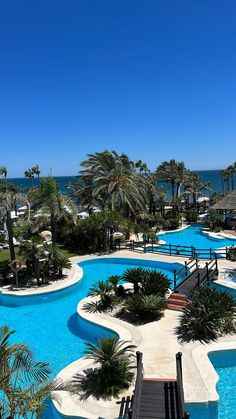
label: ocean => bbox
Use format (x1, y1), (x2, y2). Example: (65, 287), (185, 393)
(5, 170), (223, 196)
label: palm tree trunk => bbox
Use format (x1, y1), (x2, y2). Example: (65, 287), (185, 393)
(221, 177), (224, 195)
(171, 182), (175, 200)
(231, 175), (234, 191)
(50, 212), (57, 256)
(6, 211), (16, 261)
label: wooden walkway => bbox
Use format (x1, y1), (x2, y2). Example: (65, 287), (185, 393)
(138, 379), (180, 419)
(127, 352), (189, 419)
(174, 258), (218, 295)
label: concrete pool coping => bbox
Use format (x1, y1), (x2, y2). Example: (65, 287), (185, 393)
(0, 263), (83, 297)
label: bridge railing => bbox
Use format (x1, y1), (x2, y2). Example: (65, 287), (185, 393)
(176, 352), (190, 419)
(128, 351), (143, 419)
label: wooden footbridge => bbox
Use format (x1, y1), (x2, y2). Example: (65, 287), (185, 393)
(118, 352), (190, 419)
(168, 256), (219, 311)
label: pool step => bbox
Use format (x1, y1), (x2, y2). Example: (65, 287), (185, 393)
(167, 292), (188, 312)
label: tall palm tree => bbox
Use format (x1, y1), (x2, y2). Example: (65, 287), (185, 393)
(219, 169), (226, 195)
(175, 162), (188, 197)
(24, 168), (35, 187)
(183, 172), (201, 204)
(29, 177), (77, 252)
(0, 191), (30, 261)
(0, 165), (8, 191)
(227, 164), (235, 191)
(32, 164), (41, 186)
(69, 175), (97, 215)
(79, 150), (149, 216)
(135, 159), (144, 174)
(156, 159), (179, 200)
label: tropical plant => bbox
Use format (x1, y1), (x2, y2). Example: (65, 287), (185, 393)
(0, 325), (72, 418)
(29, 177), (77, 254)
(0, 166), (8, 191)
(156, 159), (179, 200)
(32, 164), (41, 186)
(74, 336), (135, 400)
(227, 246), (236, 262)
(19, 236), (45, 281)
(89, 280), (114, 309)
(176, 287), (236, 343)
(122, 267), (147, 293)
(0, 260), (11, 284)
(107, 275), (122, 294)
(0, 191), (30, 261)
(122, 293), (167, 323)
(140, 270), (171, 296)
(78, 150), (149, 216)
(24, 168), (35, 187)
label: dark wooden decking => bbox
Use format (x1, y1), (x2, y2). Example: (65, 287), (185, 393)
(138, 379), (179, 419)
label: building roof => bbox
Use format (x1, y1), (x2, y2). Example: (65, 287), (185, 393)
(211, 190), (236, 210)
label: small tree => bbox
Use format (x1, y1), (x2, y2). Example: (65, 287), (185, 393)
(89, 280), (114, 310)
(227, 246), (236, 262)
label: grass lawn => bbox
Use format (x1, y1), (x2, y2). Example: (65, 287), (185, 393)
(0, 244), (79, 263)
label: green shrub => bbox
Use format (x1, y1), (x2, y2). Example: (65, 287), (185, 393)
(0, 260), (11, 284)
(176, 287), (236, 343)
(77, 337), (135, 400)
(227, 246), (236, 262)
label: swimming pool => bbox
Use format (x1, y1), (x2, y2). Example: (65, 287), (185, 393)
(0, 258), (180, 374)
(186, 350), (236, 419)
(155, 225), (236, 257)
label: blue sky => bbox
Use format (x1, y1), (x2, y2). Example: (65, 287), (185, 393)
(0, 0), (236, 177)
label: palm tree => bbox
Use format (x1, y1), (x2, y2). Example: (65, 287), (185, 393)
(32, 164), (41, 186)
(0, 191), (30, 261)
(0, 165), (8, 191)
(79, 150), (149, 216)
(89, 280), (114, 309)
(219, 169), (226, 195)
(69, 175), (97, 215)
(74, 336), (135, 400)
(29, 177), (77, 252)
(183, 172), (201, 205)
(0, 325), (74, 418)
(135, 159), (144, 174)
(175, 162), (187, 197)
(24, 168), (35, 187)
(156, 159), (179, 200)
(123, 293), (167, 323)
(227, 164), (235, 191)
(122, 267), (147, 293)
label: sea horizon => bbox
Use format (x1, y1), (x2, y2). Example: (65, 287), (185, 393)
(2, 169), (224, 196)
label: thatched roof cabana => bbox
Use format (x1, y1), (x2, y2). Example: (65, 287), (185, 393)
(211, 190), (236, 210)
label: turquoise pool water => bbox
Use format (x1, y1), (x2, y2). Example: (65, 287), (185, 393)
(187, 350), (236, 419)
(0, 257), (181, 417)
(156, 225), (236, 257)
(0, 257), (180, 374)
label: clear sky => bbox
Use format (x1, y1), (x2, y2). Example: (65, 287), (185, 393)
(0, 0), (236, 177)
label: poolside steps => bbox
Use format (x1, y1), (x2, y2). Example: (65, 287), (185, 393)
(167, 292), (188, 311)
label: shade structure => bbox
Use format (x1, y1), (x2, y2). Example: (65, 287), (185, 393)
(211, 190), (236, 210)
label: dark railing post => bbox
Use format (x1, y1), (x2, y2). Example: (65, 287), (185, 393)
(197, 271), (201, 287)
(215, 255), (218, 273)
(226, 247), (228, 259)
(210, 248), (212, 259)
(174, 269), (177, 289)
(151, 241), (154, 252)
(143, 241), (146, 253)
(205, 262), (209, 281)
(176, 352), (187, 419)
(170, 243), (172, 255)
(191, 246), (194, 258)
(185, 261), (188, 276)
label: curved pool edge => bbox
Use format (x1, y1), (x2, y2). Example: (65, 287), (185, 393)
(0, 263), (83, 298)
(191, 341), (236, 404)
(53, 293), (142, 419)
